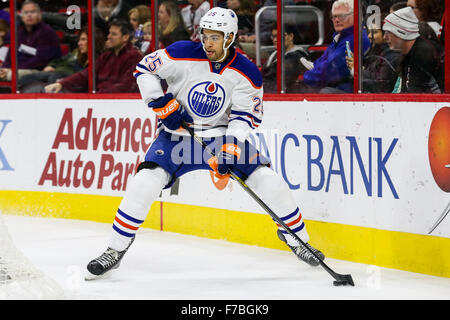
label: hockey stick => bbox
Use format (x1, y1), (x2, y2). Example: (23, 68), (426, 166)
(181, 121), (354, 286)
(428, 164), (450, 234)
(428, 200), (450, 234)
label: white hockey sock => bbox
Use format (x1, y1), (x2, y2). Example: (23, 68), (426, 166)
(245, 166), (310, 246)
(108, 167), (170, 251)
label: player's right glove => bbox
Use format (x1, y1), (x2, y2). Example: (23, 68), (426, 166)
(149, 93), (193, 130)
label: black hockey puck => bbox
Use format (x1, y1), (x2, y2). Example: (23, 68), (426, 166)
(333, 280), (348, 286)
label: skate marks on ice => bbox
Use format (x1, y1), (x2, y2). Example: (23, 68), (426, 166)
(2, 214), (449, 300)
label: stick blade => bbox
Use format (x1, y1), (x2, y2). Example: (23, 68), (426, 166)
(333, 274), (355, 287)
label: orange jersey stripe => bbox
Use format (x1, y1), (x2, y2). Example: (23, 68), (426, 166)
(227, 66), (262, 89)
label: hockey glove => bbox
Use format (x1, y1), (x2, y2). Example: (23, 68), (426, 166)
(149, 93), (193, 130)
(208, 139), (242, 178)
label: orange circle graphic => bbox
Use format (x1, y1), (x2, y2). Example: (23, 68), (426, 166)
(428, 107), (450, 192)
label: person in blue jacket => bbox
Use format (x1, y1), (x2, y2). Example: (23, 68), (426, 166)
(301, 0), (370, 93)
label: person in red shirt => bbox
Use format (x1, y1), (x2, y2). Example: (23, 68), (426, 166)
(45, 19), (142, 93)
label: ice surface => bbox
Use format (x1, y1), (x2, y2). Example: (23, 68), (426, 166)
(2, 214), (449, 300)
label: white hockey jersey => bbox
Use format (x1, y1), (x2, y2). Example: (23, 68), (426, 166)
(133, 41), (264, 141)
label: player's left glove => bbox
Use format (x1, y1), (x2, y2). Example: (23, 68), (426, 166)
(149, 93), (193, 130)
(208, 138), (242, 178)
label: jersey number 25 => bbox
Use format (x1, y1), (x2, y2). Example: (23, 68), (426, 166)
(145, 52), (163, 72)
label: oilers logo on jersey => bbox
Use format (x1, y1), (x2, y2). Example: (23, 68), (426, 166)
(187, 81), (225, 118)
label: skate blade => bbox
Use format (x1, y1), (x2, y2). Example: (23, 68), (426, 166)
(85, 271), (102, 281)
(84, 270), (111, 281)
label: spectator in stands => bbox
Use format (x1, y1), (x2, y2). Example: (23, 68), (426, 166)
(226, 0), (255, 37)
(128, 4), (151, 32)
(158, 1), (190, 48)
(383, 7), (443, 93)
(403, 0), (444, 71)
(0, 18), (9, 66)
(129, 5), (151, 54)
(411, 0), (445, 88)
(0, 9), (10, 25)
(346, 15), (401, 93)
(19, 27), (105, 93)
(300, 0), (370, 93)
(238, 0), (294, 46)
(0, 8), (9, 42)
(0, 0), (61, 81)
(180, 0), (210, 42)
(95, 0), (132, 37)
(0, 9), (10, 67)
(44, 19), (142, 93)
(262, 24), (311, 93)
(407, 0), (443, 38)
(138, 21), (152, 55)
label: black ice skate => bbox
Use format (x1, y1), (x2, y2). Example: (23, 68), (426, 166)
(85, 237), (134, 280)
(277, 230), (325, 267)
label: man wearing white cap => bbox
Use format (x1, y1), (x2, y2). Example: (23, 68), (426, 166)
(383, 6), (443, 93)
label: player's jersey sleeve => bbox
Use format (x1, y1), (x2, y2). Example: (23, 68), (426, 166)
(133, 48), (176, 106)
(226, 56), (264, 142)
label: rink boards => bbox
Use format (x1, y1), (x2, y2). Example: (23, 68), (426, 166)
(0, 98), (449, 278)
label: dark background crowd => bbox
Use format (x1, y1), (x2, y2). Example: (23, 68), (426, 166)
(0, 0), (445, 94)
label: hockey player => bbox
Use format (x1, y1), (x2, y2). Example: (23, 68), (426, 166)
(85, 7), (325, 280)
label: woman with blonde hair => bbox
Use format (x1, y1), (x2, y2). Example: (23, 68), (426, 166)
(158, 1), (189, 48)
(128, 4), (151, 31)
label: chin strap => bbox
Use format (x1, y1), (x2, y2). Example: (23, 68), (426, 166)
(215, 47), (229, 63)
(217, 35), (234, 62)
